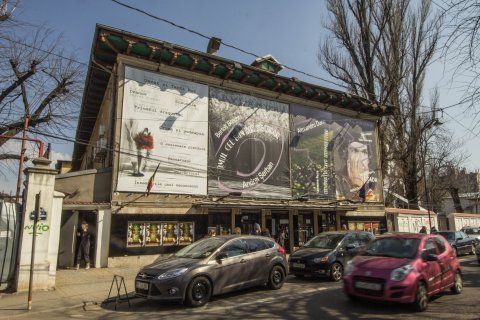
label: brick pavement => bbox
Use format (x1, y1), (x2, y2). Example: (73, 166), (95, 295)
(0, 266), (139, 319)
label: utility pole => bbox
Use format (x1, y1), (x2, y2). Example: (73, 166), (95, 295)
(27, 192), (40, 310)
(15, 116), (29, 204)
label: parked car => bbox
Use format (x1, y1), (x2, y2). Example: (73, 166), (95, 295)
(460, 227), (480, 240)
(437, 231), (477, 256)
(476, 241), (480, 264)
(343, 233), (462, 311)
(289, 231), (374, 281)
(134, 235), (287, 307)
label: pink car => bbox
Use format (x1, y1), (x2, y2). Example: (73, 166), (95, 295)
(343, 233), (462, 311)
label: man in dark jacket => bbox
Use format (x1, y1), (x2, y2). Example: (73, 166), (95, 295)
(76, 221), (93, 270)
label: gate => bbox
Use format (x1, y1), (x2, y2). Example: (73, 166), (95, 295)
(0, 199), (21, 292)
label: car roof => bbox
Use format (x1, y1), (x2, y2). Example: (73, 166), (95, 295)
(375, 232), (430, 239)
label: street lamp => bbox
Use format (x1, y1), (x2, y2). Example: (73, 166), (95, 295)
(420, 117), (442, 232)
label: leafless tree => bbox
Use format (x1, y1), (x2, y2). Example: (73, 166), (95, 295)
(319, 0), (444, 207)
(440, 0), (480, 126)
(0, 1), (84, 174)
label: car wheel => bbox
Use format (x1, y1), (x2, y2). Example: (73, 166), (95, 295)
(185, 276), (212, 308)
(450, 271), (462, 294)
(470, 244), (476, 255)
(413, 282), (428, 312)
(329, 262), (343, 282)
(267, 265), (285, 290)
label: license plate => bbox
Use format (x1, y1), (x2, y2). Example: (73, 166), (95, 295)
(292, 262), (305, 269)
(136, 281), (149, 290)
(355, 281), (381, 291)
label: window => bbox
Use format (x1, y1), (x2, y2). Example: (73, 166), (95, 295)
(127, 221), (194, 247)
(424, 239), (437, 255)
(344, 233), (360, 247)
(245, 238), (268, 252)
(434, 237), (446, 254)
(220, 239), (246, 258)
(358, 232), (374, 245)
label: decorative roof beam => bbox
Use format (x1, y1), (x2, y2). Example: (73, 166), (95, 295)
(99, 32), (120, 54)
(189, 55), (200, 71)
(147, 44), (161, 60)
(208, 62), (218, 75)
(223, 65), (234, 80)
(240, 69), (253, 83)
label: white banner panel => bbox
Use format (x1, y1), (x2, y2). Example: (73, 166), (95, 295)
(117, 66), (208, 195)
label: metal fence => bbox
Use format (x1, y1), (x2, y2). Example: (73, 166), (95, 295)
(0, 200), (20, 292)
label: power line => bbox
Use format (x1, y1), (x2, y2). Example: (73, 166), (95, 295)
(110, 0), (345, 89)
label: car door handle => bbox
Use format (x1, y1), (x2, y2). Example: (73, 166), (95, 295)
(240, 259), (247, 263)
(265, 253), (271, 258)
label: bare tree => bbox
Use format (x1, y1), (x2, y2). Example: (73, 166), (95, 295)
(0, 1), (83, 172)
(319, 0), (443, 207)
(441, 0), (480, 124)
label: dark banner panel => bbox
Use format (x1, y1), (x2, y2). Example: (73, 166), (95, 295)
(208, 88), (291, 198)
(290, 105), (382, 202)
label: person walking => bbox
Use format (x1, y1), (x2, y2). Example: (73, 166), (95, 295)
(251, 223), (261, 235)
(76, 221), (93, 270)
(278, 227), (286, 248)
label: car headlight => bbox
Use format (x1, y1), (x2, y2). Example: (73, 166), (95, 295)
(313, 256), (329, 263)
(157, 268), (188, 280)
(345, 261), (354, 275)
(390, 264), (413, 281)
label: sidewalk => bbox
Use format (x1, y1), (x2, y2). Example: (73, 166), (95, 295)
(0, 266), (139, 319)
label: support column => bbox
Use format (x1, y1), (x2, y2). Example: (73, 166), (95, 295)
(231, 209), (236, 233)
(17, 158), (60, 292)
(95, 209), (111, 268)
(288, 209), (295, 254)
(313, 209), (319, 236)
(261, 209), (267, 229)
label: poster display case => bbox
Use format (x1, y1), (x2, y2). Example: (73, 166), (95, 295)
(127, 221), (194, 247)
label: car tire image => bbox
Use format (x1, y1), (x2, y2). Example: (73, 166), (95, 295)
(413, 282), (428, 312)
(329, 262), (343, 282)
(185, 276), (212, 308)
(450, 271), (463, 294)
(268, 265), (285, 290)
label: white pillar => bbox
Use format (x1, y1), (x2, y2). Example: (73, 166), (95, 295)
(95, 208), (111, 268)
(17, 158), (59, 292)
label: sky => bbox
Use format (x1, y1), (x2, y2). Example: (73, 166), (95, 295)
(2, 0), (479, 195)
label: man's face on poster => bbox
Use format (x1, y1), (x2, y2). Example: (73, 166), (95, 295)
(347, 141), (369, 187)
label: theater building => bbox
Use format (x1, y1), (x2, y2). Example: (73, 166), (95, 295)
(55, 25), (392, 267)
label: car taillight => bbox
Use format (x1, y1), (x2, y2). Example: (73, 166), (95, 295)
(278, 245), (286, 257)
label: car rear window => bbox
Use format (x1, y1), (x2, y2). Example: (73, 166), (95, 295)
(245, 238), (269, 252)
(463, 228), (480, 235)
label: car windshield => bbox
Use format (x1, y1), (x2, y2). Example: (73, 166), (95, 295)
(174, 237), (228, 259)
(438, 232), (455, 240)
(463, 228), (480, 235)
(304, 233), (345, 249)
(362, 237), (420, 259)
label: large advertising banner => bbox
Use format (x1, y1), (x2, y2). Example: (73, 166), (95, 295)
(290, 105), (336, 198)
(290, 104), (382, 202)
(117, 66), (209, 195)
(208, 88), (290, 198)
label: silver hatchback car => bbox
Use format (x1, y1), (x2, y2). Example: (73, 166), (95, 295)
(135, 235), (288, 307)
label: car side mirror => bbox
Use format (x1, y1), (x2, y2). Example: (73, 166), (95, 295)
(422, 251), (438, 262)
(216, 252), (228, 261)
(456, 237), (462, 242)
(345, 244), (356, 250)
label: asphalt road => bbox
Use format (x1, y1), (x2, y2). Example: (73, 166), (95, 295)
(13, 256), (480, 320)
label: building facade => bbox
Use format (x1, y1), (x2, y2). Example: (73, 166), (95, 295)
(54, 25), (393, 267)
